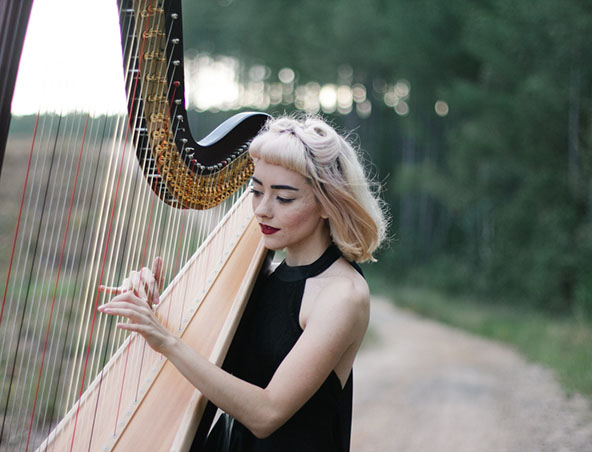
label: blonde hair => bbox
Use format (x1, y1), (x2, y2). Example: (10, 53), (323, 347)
(248, 114), (388, 263)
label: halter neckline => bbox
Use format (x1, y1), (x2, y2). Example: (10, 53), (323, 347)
(273, 244), (342, 282)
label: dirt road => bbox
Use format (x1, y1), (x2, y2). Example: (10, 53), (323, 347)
(351, 297), (592, 452)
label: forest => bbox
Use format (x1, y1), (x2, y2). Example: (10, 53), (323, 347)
(0, 2), (590, 448)
(178, 0), (592, 319)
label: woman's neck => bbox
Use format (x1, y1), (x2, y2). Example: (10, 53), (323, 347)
(284, 230), (332, 267)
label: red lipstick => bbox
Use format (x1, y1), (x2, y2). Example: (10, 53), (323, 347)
(259, 223), (280, 235)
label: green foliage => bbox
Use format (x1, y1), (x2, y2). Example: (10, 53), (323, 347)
(180, 0), (592, 318)
(574, 223), (592, 318)
(182, 0), (344, 82)
(388, 0), (592, 316)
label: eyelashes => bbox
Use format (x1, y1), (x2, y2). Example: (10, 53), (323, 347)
(249, 188), (294, 204)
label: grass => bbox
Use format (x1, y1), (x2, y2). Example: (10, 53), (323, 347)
(366, 273), (592, 399)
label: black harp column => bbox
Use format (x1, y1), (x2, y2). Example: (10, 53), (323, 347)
(0, 0), (35, 176)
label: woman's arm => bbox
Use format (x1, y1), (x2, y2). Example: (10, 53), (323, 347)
(99, 275), (368, 438)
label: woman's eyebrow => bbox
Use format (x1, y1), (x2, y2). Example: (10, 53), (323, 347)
(251, 176), (299, 191)
(271, 184), (299, 191)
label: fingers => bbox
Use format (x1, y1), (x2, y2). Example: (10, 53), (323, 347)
(99, 256), (164, 306)
(98, 295), (170, 352)
(152, 256), (163, 291)
(98, 303), (137, 320)
(98, 276), (132, 295)
(98, 285), (124, 295)
(129, 270), (142, 296)
(110, 290), (146, 307)
(98, 294), (153, 322)
(139, 267), (159, 306)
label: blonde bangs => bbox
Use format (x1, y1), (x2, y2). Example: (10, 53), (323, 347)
(249, 130), (308, 177)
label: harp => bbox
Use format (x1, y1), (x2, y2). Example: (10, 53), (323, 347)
(0, 0), (269, 450)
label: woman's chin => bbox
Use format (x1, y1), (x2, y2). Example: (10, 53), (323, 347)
(261, 236), (283, 250)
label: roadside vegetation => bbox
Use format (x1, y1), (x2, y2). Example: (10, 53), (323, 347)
(366, 270), (592, 399)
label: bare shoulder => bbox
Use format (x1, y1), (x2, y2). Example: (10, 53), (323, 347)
(303, 258), (369, 329)
(323, 257), (369, 301)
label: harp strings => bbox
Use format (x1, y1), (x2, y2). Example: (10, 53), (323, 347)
(0, 109), (115, 449)
(43, 116), (115, 448)
(23, 113), (93, 448)
(0, 0), (245, 449)
(67, 0), (182, 444)
(2, 113), (66, 446)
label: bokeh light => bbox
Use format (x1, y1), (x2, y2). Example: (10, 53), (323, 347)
(356, 100), (372, 119)
(435, 100), (449, 116)
(395, 101), (409, 116)
(278, 67), (295, 84)
(319, 84), (338, 113)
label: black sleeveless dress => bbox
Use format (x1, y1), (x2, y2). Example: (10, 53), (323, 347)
(203, 244), (360, 452)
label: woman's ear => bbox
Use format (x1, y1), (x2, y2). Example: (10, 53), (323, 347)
(314, 192), (330, 219)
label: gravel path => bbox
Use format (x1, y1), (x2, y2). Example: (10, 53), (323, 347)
(351, 297), (592, 452)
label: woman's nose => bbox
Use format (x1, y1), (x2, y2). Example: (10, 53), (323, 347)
(254, 195), (272, 218)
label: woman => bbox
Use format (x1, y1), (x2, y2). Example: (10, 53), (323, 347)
(99, 115), (388, 451)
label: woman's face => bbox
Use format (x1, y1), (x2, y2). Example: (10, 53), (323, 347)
(251, 159), (329, 263)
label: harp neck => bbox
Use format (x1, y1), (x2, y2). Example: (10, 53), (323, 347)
(118, 0), (269, 209)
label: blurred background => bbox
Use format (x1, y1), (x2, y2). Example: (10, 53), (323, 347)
(172, 0), (592, 398)
(4, 0), (592, 414)
(175, 0), (592, 319)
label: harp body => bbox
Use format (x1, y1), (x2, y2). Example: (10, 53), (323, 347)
(0, 0), (268, 450)
(36, 197), (266, 452)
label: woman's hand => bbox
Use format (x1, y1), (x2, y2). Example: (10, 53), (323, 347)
(99, 256), (163, 306)
(98, 257), (172, 352)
